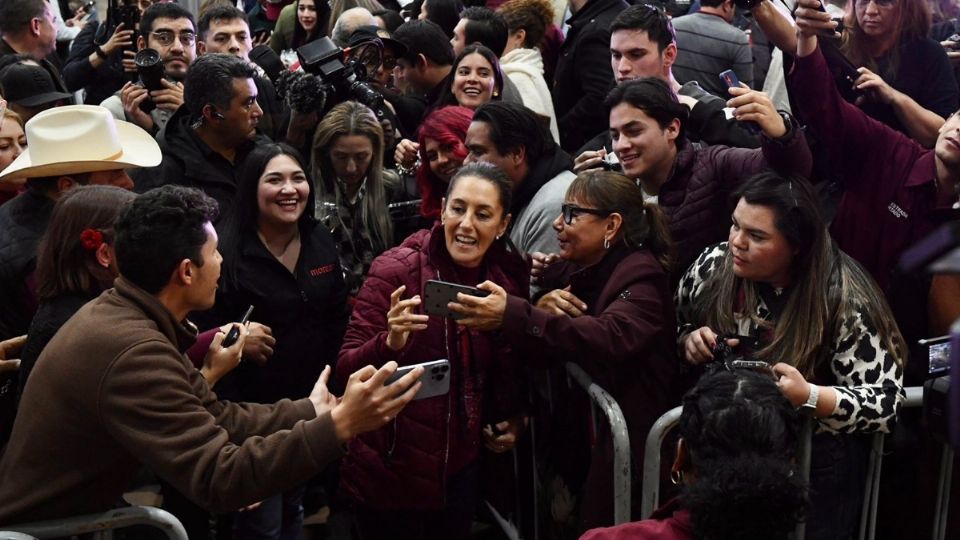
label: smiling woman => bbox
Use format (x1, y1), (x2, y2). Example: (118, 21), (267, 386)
(335, 162), (529, 539)
(452, 170), (684, 528)
(211, 142), (350, 538)
(436, 44), (504, 110)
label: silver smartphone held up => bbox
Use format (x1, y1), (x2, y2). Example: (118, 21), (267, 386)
(384, 359), (451, 401)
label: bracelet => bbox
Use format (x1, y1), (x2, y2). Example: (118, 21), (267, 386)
(94, 45), (107, 59)
(396, 159), (419, 177)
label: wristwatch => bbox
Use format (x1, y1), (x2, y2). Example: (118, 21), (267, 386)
(801, 383), (820, 412)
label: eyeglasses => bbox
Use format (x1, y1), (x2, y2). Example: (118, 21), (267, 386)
(150, 30), (197, 47)
(855, 0), (897, 8)
(561, 203), (611, 225)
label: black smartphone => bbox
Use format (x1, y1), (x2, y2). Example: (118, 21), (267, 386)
(919, 336), (952, 377)
(719, 69), (762, 134)
(422, 280), (489, 320)
(222, 305), (254, 348)
(384, 359), (451, 400)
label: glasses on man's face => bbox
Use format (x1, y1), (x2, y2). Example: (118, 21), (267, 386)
(855, 0), (897, 8)
(150, 30), (197, 47)
(561, 203), (611, 225)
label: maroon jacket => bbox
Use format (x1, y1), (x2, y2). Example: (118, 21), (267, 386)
(660, 125), (812, 281)
(580, 498), (693, 540)
(335, 225), (529, 510)
(502, 245), (685, 523)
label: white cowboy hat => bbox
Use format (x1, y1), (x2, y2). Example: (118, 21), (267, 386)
(0, 105), (162, 183)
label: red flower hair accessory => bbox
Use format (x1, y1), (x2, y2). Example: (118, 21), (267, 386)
(80, 228), (104, 251)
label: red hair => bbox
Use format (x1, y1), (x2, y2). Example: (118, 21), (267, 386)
(416, 106), (473, 219)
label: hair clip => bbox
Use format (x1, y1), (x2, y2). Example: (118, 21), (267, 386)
(80, 228), (105, 252)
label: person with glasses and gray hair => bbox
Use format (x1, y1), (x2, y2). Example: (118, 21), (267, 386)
(451, 170), (685, 529)
(99, 2), (197, 134)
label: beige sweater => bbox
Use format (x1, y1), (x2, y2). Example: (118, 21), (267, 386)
(0, 277), (343, 524)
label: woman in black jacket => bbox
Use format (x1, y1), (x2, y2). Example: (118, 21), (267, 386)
(212, 142), (350, 539)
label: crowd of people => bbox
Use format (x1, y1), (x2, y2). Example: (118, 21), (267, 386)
(0, 0), (957, 538)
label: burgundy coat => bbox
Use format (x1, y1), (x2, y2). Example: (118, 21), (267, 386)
(502, 245), (685, 526)
(335, 225), (529, 510)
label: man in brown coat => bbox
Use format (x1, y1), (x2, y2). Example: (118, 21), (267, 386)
(0, 185), (423, 524)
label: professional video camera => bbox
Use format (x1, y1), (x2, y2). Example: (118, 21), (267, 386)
(276, 37), (384, 116)
(898, 223), (960, 448)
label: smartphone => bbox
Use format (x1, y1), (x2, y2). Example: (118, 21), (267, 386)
(919, 336), (952, 377)
(384, 359), (451, 400)
(222, 305), (254, 348)
(423, 280), (489, 320)
(719, 70), (762, 135)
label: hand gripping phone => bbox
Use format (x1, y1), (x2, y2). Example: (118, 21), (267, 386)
(385, 359), (451, 400)
(719, 69), (762, 135)
(422, 280), (489, 320)
(221, 305), (254, 348)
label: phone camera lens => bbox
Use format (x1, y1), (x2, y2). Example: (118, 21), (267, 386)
(440, 365), (449, 373)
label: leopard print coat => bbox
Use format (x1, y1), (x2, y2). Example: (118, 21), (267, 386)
(675, 243), (904, 434)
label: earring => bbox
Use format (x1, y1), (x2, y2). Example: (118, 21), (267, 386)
(603, 236), (610, 250)
(670, 469), (684, 485)
(496, 234), (502, 240)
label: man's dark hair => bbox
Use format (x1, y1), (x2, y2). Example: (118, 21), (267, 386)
(462, 7), (508, 57)
(699, 0), (726, 7)
(472, 101), (551, 165)
(25, 172), (94, 195)
(198, 5), (248, 40)
(604, 77), (688, 144)
(392, 20), (454, 66)
(371, 9), (404, 33)
(184, 53), (257, 120)
(0, 0), (46, 35)
(610, 3), (676, 53)
(140, 2), (197, 36)
(114, 186), (219, 295)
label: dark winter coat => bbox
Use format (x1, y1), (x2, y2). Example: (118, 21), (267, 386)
(552, 0), (627, 153)
(502, 244), (685, 525)
(201, 221), (350, 404)
(335, 224), (529, 510)
(0, 189), (54, 340)
(135, 106), (272, 224)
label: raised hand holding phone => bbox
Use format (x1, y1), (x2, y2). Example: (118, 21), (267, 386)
(222, 305), (254, 348)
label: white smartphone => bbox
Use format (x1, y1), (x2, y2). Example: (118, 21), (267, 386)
(385, 359), (451, 400)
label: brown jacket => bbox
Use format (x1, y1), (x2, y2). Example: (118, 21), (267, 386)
(0, 277), (344, 524)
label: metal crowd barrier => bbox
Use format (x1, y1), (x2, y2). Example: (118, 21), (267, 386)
(563, 362), (632, 525)
(2, 506), (188, 540)
(639, 386), (952, 540)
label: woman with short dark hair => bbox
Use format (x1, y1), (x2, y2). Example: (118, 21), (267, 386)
(336, 162), (529, 539)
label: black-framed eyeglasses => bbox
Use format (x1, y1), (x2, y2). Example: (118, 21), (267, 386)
(150, 30), (197, 46)
(561, 203), (611, 225)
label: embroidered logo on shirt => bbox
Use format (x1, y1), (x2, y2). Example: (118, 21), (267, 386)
(887, 203), (908, 219)
(310, 264), (336, 277)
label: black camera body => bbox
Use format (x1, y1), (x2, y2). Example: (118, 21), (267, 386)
(295, 37), (384, 114)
